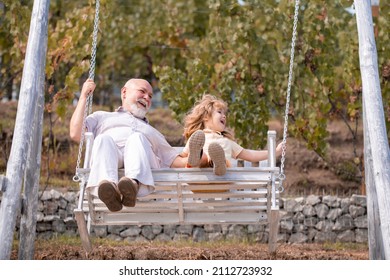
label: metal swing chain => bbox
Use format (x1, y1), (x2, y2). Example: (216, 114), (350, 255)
(278, 0), (300, 191)
(73, 0), (100, 182)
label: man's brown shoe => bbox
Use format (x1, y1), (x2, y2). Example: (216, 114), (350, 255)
(118, 177), (139, 207)
(208, 142), (227, 176)
(187, 130), (205, 167)
(98, 180), (122, 212)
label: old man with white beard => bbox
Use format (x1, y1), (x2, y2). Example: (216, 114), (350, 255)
(70, 78), (188, 211)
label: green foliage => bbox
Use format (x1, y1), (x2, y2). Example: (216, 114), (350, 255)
(0, 0), (94, 117)
(0, 0), (31, 94)
(335, 160), (360, 182)
(155, 0), (389, 153)
(1, 0), (389, 156)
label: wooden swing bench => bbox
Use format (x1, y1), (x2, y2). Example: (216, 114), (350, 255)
(74, 130), (282, 254)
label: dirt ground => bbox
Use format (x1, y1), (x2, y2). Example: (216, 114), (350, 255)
(12, 241), (368, 260)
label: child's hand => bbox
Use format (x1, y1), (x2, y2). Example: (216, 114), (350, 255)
(276, 142), (283, 156)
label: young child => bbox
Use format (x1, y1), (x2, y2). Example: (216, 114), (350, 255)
(181, 94), (283, 176)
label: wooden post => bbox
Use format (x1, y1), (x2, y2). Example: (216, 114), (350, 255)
(363, 110), (385, 259)
(267, 131), (276, 169)
(0, 0), (50, 260)
(267, 131), (279, 253)
(18, 70), (46, 259)
(355, 0), (390, 260)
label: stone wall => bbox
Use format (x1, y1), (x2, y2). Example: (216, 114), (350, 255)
(278, 194), (368, 243)
(4, 190), (368, 244)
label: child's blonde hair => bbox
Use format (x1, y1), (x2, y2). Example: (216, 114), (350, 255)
(183, 94), (234, 141)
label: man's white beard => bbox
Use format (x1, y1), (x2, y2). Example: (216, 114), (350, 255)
(129, 103), (147, 119)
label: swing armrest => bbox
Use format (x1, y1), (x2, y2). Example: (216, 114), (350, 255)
(267, 131), (276, 168)
(235, 131), (276, 168)
(83, 132), (94, 169)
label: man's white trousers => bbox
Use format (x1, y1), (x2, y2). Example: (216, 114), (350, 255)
(87, 132), (158, 197)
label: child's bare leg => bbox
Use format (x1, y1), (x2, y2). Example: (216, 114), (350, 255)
(199, 153), (211, 168)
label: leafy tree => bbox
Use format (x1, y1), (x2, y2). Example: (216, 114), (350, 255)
(1, 0), (389, 161)
(0, 0), (96, 115)
(0, 0), (32, 99)
(154, 0), (390, 158)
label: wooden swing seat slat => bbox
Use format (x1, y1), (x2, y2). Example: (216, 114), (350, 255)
(74, 130), (282, 254)
(87, 196), (273, 210)
(91, 212), (270, 226)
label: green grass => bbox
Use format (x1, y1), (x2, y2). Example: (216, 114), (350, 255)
(322, 241), (368, 251)
(28, 235), (262, 249)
